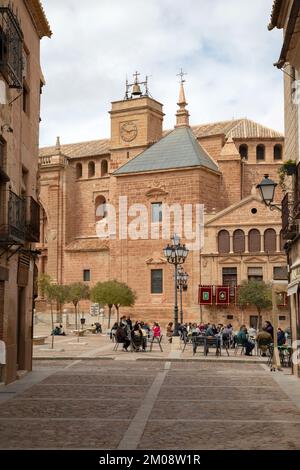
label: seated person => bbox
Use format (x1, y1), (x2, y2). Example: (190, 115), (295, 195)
(58, 324), (66, 336)
(277, 328), (286, 346)
(166, 322), (174, 343)
(115, 325), (130, 351)
(256, 329), (272, 356)
(110, 322), (118, 340)
(236, 325), (255, 356)
(131, 324), (144, 351)
(94, 322), (102, 333)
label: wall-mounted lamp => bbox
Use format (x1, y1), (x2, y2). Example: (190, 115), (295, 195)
(1, 124), (13, 133)
(256, 174), (281, 211)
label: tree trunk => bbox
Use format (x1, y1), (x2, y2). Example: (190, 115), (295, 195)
(108, 305), (112, 329)
(257, 309), (262, 331)
(50, 302), (54, 349)
(74, 302), (78, 330)
(115, 305), (120, 324)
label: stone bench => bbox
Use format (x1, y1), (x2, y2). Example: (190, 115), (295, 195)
(33, 336), (48, 346)
(71, 329), (87, 337)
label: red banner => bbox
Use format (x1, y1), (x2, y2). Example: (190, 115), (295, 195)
(216, 286), (230, 305)
(198, 285), (213, 305)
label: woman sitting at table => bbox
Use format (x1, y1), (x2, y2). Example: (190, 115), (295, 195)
(236, 325), (255, 356)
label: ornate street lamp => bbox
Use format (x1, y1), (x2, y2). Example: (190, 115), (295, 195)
(163, 235), (189, 336)
(256, 174), (280, 210)
(177, 267), (189, 325)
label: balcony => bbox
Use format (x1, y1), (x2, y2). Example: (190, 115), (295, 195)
(282, 193), (297, 240)
(0, 190), (26, 245)
(25, 197), (40, 243)
(0, 6), (23, 89)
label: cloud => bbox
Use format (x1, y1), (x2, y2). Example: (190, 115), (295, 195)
(39, 0), (284, 147)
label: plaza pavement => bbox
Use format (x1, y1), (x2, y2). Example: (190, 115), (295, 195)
(0, 357), (300, 449)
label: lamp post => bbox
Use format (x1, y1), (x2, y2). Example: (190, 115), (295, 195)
(177, 267), (189, 325)
(256, 174), (282, 370)
(163, 235), (189, 336)
(256, 174), (280, 210)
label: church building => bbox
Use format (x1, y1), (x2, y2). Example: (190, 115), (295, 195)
(38, 74), (288, 328)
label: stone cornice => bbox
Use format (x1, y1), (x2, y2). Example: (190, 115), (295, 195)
(24, 0), (52, 38)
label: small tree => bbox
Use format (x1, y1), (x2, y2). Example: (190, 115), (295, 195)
(91, 280), (136, 328)
(51, 284), (69, 323)
(112, 281), (136, 323)
(67, 282), (90, 329)
(38, 274), (56, 349)
(238, 280), (272, 330)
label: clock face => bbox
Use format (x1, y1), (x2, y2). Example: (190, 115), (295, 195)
(120, 121), (138, 142)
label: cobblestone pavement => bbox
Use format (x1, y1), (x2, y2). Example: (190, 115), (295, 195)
(0, 360), (300, 450)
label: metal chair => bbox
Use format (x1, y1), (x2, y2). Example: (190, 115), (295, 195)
(150, 335), (163, 352)
(192, 336), (206, 355)
(234, 342), (245, 355)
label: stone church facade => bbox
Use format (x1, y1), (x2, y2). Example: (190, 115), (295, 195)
(38, 77), (288, 328)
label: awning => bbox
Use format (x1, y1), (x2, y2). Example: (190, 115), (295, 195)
(287, 281), (298, 296)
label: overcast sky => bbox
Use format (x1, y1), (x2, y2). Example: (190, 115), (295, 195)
(39, 0), (284, 148)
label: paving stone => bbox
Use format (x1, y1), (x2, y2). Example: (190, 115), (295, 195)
(20, 384), (148, 400)
(0, 399), (140, 419)
(0, 419), (128, 449)
(164, 375), (276, 387)
(158, 386), (288, 401)
(42, 374), (155, 386)
(139, 421), (300, 450)
(153, 400), (300, 421)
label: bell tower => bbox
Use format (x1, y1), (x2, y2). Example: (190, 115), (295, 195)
(109, 72), (164, 171)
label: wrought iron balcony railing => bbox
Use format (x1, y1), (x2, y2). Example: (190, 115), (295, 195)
(282, 192), (297, 240)
(0, 190), (26, 244)
(294, 162), (300, 220)
(0, 6), (23, 89)
(25, 197), (40, 243)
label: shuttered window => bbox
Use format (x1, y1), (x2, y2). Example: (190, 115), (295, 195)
(248, 229), (261, 252)
(218, 230), (230, 254)
(264, 229), (276, 252)
(233, 230), (245, 253)
(151, 269), (163, 294)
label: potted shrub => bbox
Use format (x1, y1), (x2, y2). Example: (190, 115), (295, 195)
(278, 159), (296, 189)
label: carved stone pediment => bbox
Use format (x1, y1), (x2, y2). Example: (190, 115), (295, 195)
(268, 255), (286, 263)
(145, 188), (168, 198)
(244, 256), (267, 264)
(145, 257), (167, 265)
(218, 257), (242, 264)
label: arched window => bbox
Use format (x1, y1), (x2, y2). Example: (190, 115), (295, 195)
(233, 230), (245, 253)
(76, 163), (82, 179)
(248, 229), (261, 252)
(218, 230), (230, 254)
(88, 161), (95, 178)
(256, 145), (265, 161)
(95, 195), (107, 221)
(264, 228), (277, 252)
(274, 144), (282, 161)
(101, 160), (108, 177)
(280, 230), (284, 251)
(239, 144), (248, 160)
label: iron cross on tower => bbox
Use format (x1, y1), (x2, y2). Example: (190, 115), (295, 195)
(177, 68), (187, 84)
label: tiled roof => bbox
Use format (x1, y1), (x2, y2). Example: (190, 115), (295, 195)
(191, 118), (283, 139)
(114, 126), (219, 175)
(39, 139), (110, 158)
(24, 0), (52, 38)
(268, 0), (283, 30)
(39, 119), (283, 159)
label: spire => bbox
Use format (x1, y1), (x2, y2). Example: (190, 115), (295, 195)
(175, 69), (190, 128)
(55, 136), (61, 153)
